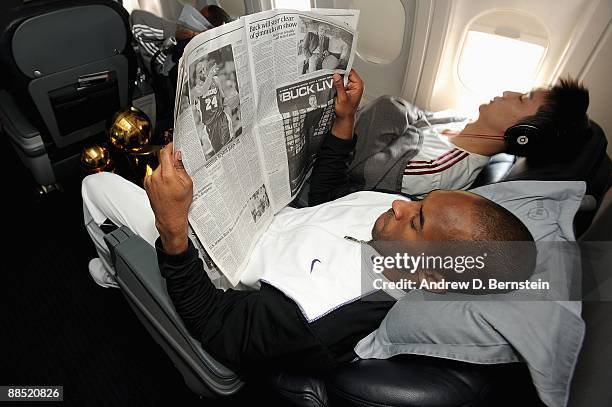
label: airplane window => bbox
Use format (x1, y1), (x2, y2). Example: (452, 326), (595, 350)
(351, 0), (405, 64)
(273, 0), (312, 10)
(457, 11), (548, 99)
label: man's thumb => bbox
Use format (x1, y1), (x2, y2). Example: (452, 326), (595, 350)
(333, 74), (347, 102)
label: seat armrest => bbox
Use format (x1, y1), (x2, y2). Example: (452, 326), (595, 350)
(103, 226), (134, 266)
(0, 90), (45, 156)
(103, 227), (243, 397)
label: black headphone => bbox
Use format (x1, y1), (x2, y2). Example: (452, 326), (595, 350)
(503, 124), (547, 156)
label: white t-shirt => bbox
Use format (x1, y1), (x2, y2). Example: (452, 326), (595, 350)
(402, 119), (490, 197)
(240, 191), (408, 322)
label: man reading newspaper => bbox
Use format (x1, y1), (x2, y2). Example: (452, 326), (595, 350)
(167, 9), (361, 287)
(82, 70), (534, 374)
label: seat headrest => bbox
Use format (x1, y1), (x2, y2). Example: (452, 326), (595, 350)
(0, 1), (130, 82)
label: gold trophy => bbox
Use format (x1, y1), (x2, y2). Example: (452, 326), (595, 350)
(80, 144), (114, 175)
(108, 107), (152, 153)
(107, 107), (159, 184)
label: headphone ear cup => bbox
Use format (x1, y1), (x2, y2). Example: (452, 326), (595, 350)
(504, 124), (542, 156)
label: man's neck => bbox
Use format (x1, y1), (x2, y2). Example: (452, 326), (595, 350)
(445, 121), (506, 157)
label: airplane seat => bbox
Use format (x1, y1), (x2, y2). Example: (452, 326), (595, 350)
(471, 120), (609, 194)
(0, 0), (136, 190)
(505, 120), (610, 235)
(127, 10), (178, 127)
(470, 152), (516, 188)
(103, 121), (610, 405)
(505, 120), (609, 200)
(325, 181), (612, 407)
(568, 185), (612, 407)
(103, 228), (244, 398)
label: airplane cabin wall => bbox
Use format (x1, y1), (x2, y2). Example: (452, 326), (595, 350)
(423, 0), (590, 110)
(327, 0), (417, 104)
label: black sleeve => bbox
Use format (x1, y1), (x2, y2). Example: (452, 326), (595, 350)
(157, 238), (335, 373)
(308, 131), (357, 206)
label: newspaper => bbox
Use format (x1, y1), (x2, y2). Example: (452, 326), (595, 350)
(173, 8), (359, 286)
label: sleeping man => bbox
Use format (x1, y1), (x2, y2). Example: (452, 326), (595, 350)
(351, 75), (590, 197)
(82, 70), (537, 375)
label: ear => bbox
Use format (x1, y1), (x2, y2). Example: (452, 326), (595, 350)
(417, 269), (446, 293)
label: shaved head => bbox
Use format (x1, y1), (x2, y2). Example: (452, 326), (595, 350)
(371, 190), (536, 292)
(469, 195), (533, 241)
(372, 190), (532, 242)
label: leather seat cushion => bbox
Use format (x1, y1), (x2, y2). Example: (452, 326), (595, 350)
(325, 356), (493, 407)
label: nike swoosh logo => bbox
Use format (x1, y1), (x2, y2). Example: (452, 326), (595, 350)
(310, 259), (321, 274)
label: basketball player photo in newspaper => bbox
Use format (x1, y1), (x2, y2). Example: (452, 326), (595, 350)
(297, 16), (353, 75)
(276, 74), (336, 194)
(188, 44), (241, 159)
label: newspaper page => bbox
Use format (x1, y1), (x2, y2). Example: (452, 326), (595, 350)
(244, 9), (359, 208)
(173, 9), (359, 286)
(311, 8), (360, 30)
(174, 18), (273, 286)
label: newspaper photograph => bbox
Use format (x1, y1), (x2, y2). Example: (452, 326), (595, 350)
(188, 44), (241, 159)
(276, 73), (336, 194)
(172, 9), (359, 286)
(297, 16), (353, 75)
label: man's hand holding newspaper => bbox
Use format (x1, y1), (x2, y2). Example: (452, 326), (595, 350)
(331, 69), (363, 141)
(145, 144), (193, 255)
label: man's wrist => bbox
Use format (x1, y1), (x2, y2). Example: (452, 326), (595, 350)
(331, 117), (355, 140)
(160, 233), (189, 255)
(157, 222), (189, 255)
